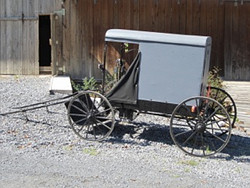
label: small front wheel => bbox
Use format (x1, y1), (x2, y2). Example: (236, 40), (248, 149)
(67, 91), (115, 141)
(170, 96), (232, 157)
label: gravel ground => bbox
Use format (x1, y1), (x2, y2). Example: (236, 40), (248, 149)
(0, 76), (250, 188)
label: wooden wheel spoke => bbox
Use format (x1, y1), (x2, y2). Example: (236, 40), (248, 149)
(191, 132), (199, 154)
(96, 99), (105, 110)
(204, 106), (221, 123)
(72, 122), (85, 132)
(77, 98), (87, 112)
(91, 95), (97, 112)
(205, 130), (226, 143)
(211, 117), (228, 134)
(92, 124), (97, 139)
(206, 126), (227, 132)
(71, 104), (88, 114)
(84, 94), (90, 109)
(195, 98), (201, 117)
(85, 124), (91, 139)
(74, 117), (88, 125)
(175, 129), (193, 138)
(69, 113), (87, 117)
(219, 95), (228, 104)
(95, 108), (112, 116)
(94, 122), (105, 136)
(96, 119), (112, 130)
(172, 122), (195, 129)
(183, 130), (197, 145)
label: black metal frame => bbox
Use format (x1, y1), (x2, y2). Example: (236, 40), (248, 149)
(0, 93), (76, 116)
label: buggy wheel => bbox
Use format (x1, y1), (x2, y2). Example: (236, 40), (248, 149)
(67, 91), (115, 141)
(207, 86), (237, 127)
(170, 96), (232, 157)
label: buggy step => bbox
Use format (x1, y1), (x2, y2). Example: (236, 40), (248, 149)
(49, 76), (73, 94)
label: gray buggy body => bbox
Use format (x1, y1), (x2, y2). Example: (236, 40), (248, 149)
(105, 29), (212, 105)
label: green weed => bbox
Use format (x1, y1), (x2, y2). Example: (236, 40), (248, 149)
(72, 77), (97, 91)
(179, 160), (199, 166)
(83, 147), (99, 156)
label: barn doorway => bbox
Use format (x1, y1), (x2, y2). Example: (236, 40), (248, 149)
(39, 15), (52, 74)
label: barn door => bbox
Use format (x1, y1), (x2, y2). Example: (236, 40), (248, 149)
(51, 10), (64, 75)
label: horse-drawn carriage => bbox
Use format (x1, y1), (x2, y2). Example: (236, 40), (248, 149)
(1, 29), (237, 157)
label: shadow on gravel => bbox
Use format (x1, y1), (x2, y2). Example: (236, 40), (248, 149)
(108, 121), (250, 162)
(108, 121), (174, 146)
(217, 134), (250, 162)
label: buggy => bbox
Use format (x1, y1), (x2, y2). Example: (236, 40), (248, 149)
(1, 29), (237, 157)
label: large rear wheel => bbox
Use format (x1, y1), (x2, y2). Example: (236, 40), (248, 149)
(170, 96), (232, 157)
(207, 86), (237, 127)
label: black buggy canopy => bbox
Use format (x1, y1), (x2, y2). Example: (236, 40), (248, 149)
(105, 52), (141, 104)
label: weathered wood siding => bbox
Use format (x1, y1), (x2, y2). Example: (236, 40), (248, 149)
(0, 0), (61, 75)
(224, 1), (250, 80)
(63, 0), (250, 80)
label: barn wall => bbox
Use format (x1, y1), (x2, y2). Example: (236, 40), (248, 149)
(0, 0), (61, 75)
(224, 2), (250, 80)
(63, 0), (250, 80)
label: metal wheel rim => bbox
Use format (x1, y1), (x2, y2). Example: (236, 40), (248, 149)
(67, 91), (115, 141)
(170, 96), (232, 157)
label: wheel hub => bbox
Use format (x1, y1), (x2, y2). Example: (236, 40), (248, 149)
(195, 122), (206, 133)
(87, 112), (96, 123)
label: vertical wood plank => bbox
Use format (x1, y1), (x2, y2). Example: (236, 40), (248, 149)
(216, 1), (225, 75)
(139, 0), (150, 31)
(192, 0), (200, 35)
(70, 0), (80, 77)
(0, 21), (7, 74)
(131, 0), (139, 30)
(62, 0), (71, 76)
(171, 0), (181, 33)
(164, 0), (172, 32)
(246, 3), (250, 80)
(200, 0), (207, 35)
(238, 3), (249, 80)
(0, 0), (6, 73)
(224, 2), (233, 80)
(186, 0), (192, 34)
(179, 0), (187, 34)
(231, 4), (240, 80)
(208, 0), (217, 69)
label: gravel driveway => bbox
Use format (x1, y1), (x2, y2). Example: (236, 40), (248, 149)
(0, 76), (250, 188)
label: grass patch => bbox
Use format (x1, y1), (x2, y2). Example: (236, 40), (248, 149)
(184, 168), (191, 173)
(63, 145), (73, 151)
(179, 160), (199, 166)
(83, 147), (99, 156)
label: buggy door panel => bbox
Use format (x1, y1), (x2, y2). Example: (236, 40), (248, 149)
(138, 42), (209, 104)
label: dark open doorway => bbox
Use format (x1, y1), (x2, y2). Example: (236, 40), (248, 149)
(39, 15), (51, 74)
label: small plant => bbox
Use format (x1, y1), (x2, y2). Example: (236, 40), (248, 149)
(63, 145), (73, 151)
(72, 77), (97, 91)
(124, 43), (129, 53)
(208, 67), (224, 89)
(179, 160), (199, 166)
(83, 147), (99, 156)
(206, 146), (212, 154)
(14, 75), (19, 81)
